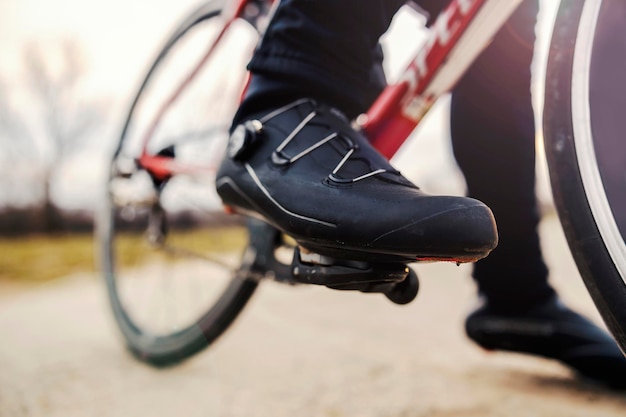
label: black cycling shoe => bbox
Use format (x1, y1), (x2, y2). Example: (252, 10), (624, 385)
(216, 98), (498, 263)
(466, 295), (626, 389)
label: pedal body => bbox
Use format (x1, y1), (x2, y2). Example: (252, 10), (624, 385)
(291, 247), (419, 305)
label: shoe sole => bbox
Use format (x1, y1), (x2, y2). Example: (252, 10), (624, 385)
(298, 240), (492, 264)
(225, 205), (495, 264)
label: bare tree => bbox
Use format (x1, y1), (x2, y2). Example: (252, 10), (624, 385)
(0, 79), (41, 212)
(24, 40), (100, 162)
(0, 39), (104, 231)
(0, 80), (33, 159)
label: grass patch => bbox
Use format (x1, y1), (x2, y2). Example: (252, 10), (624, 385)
(0, 227), (248, 283)
(0, 233), (97, 283)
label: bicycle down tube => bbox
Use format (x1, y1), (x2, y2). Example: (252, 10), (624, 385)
(364, 0), (524, 158)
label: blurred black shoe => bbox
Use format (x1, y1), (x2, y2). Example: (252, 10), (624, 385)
(466, 295), (626, 389)
(216, 98), (498, 263)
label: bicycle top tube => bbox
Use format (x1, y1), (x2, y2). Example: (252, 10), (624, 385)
(364, 0), (524, 159)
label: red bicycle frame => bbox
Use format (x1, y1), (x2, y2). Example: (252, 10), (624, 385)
(137, 0), (523, 179)
(365, 0), (523, 158)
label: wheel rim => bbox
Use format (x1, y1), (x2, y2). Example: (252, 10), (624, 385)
(101, 6), (260, 341)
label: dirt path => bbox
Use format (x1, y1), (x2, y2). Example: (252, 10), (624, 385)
(1, 215), (626, 417)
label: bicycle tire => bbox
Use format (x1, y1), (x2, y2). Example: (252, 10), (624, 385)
(97, 0), (267, 366)
(544, 0), (626, 353)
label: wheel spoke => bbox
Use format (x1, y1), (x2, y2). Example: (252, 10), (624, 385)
(97, 0), (267, 365)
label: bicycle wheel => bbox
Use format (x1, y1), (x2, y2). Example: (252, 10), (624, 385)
(544, 0), (626, 353)
(96, 0), (272, 366)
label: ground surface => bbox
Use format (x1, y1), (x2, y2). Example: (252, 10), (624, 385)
(1, 215), (626, 417)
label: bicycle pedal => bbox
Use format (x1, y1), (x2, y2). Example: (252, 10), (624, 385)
(291, 247), (419, 305)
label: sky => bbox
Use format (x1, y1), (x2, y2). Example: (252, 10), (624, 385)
(0, 0), (558, 210)
(0, 0), (201, 92)
(0, 0), (206, 208)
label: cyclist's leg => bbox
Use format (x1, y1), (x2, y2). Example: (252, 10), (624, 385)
(236, 0), (403, 120)
(451, 0), (553, 310)
(449, 0), (626, 388)
(217, 0), (498, 264)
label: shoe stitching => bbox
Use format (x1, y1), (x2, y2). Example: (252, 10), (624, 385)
(370, 204), (484, 244)
(216, 176), (271, 221)
(243, 163), (337, 228)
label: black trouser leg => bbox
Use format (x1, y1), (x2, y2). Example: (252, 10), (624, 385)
(450, 0), (555, 310)
(238, 0), (404, 121)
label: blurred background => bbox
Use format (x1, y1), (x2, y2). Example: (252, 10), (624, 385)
(0, 0), (225, 283)
(0, 0), (558, 285)
(0, 0), (204, 223)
